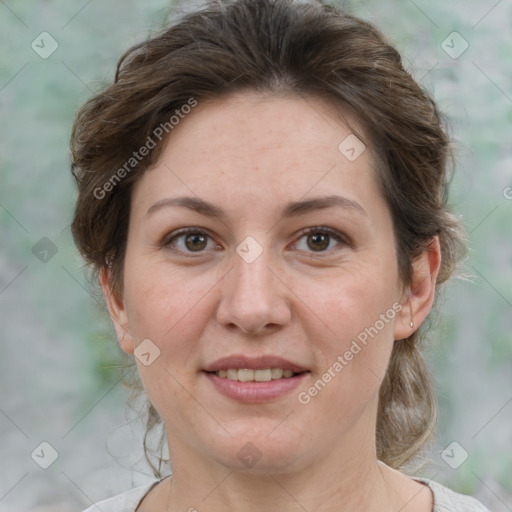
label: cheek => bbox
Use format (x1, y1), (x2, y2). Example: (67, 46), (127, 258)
(123, 257), (210, 342)
(123, 262), (212, 416)
(297, 262), (398, 399)
(298, 259), (398, 340)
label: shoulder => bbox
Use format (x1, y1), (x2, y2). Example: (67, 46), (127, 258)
(80, 481), (158, 512)
(415, 477), (491, 512)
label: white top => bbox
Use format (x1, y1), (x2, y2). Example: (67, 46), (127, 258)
(81, 476), (491, 511)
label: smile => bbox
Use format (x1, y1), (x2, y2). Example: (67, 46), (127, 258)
(213, 368), (300, 381)
(203, 370), (309, 403)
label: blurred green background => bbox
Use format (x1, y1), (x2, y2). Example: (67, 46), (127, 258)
(0, 0), (511, 510)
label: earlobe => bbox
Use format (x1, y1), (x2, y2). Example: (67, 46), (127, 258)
(393, 236), (442, 341)
(99, 267), (135, 355)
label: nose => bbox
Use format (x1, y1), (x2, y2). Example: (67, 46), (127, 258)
(215, 243), (291, 335)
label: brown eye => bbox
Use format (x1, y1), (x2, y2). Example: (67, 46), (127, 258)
(164, 228), (215, 254)
(306, 232), (330, 251)
(184, 232), (208, 252)
(295, 227), (348, 254)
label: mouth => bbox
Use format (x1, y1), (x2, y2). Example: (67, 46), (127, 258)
(205, 368), (307, 382)
(202, 354), (310, 402)
(202, 369), (310, 403)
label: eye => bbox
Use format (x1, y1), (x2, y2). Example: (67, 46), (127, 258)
(162, 226), (349, 255)
(162, 228), (219, 254)
(293, 227), (349, 254)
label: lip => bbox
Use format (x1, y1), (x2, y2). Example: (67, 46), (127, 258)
(202, 354), (309, 373)
(203, 371), (309, 403)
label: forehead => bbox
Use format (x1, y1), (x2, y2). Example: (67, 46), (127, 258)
(131, 90), (382, 220)
(161, 90), (368, 164)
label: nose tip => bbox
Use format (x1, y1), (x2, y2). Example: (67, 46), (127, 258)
(215, 247), (291, 334)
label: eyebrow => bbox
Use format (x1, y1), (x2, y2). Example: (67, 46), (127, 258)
(146, 194), (367, 219)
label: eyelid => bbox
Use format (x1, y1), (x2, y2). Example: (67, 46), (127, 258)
(291, 226), (351, 254)
(161, 227), (219, 254)
(162, 226), (351, 254)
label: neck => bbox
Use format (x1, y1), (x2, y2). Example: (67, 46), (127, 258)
(162, 446), (400, 512)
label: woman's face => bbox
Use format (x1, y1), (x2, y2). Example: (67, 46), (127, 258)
(103, 91), (419, 473)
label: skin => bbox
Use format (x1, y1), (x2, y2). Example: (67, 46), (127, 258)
(100, 90), (441, 511)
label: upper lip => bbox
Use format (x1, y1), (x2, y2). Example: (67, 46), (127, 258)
(203, 355), (309, 373)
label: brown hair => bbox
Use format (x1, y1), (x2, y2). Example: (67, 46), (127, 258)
(70, 0), (467, 476)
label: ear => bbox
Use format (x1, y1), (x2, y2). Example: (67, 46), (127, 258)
(393, 236), (442, 341)
(99, 267), (135, 355)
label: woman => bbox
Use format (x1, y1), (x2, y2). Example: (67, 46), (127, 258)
(71, 0), (490, 510)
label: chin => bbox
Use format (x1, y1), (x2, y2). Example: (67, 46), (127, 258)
(207, 427), (312, 474)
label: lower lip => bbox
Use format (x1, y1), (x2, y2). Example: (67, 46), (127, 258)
(203, 371), (309, 403)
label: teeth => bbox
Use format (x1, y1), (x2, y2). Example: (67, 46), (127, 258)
(214, 368), (298, 381)
(271, 368), (284, 379)
(239, 369), (255, 382)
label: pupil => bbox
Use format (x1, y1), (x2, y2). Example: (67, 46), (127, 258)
(184, 233), (329, 252)
(308, 233), (329, 251)
(186, 233), (206, 251)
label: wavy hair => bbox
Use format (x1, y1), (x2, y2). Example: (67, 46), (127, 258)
(70, 0), (468, 476)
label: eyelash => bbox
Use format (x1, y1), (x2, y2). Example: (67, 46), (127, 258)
(162, 226), (350, 256)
